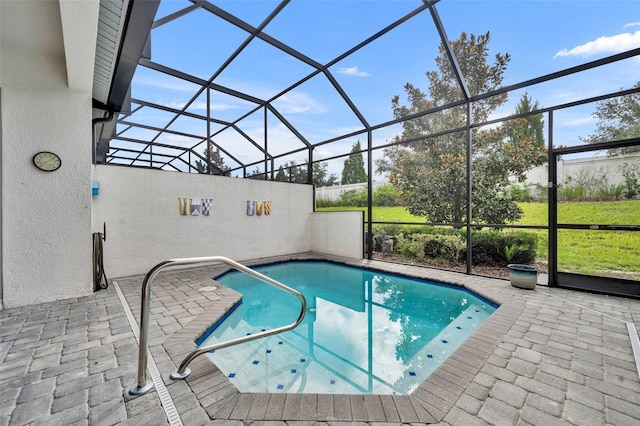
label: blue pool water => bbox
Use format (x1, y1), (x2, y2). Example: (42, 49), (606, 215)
(199, 261), (496, 395)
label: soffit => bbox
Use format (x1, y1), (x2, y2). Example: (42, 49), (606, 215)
(93, 0), (129, 105)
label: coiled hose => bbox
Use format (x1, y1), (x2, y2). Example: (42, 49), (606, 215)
(92, 232), (108, 291)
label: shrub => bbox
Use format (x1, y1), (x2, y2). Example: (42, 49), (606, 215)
(471, 230), (536, 265)
(509, 183), (534, 202)
(315, 198), (335, 208)
(339, 189), (367, 207)
(594, 183), (625, 200)
(509, 182), (547, 203)
(558, 167), (629, 201)
(397, 233), (465, 263)
(531, 183), (548, 202)
(329, 184), (400, 207)
(373, 184), (399, 206)
(620, 163), (640, 199)
(374, 226), (537, 267)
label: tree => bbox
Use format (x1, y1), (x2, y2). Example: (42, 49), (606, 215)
(313, 162), (339, 186)
(580, 81), (640, 156)
(377, 32), (546, 225)
(246, 166), (266, 180)
(341, 141), (367, 184)
(273, 161), (337, 186)
(195, 142), (231, 175)
(272, 161), (307, 183)
(274, 165), (288, 182)
(515, 92), (545, 149)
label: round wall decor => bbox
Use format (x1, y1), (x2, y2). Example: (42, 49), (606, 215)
(32, 151), (61, 172)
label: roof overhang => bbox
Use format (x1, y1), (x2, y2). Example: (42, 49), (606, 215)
(93, 0), (160, 162)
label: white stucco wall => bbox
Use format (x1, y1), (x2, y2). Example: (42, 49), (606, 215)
(1, 45), (93, 308)
(311, 211), (364, 259)
(92, 165), (316, 278)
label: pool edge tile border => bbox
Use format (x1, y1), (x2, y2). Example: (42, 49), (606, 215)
(161, 254), (520, 423)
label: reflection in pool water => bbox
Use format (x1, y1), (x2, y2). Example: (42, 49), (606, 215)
(199, 261), (496, 395)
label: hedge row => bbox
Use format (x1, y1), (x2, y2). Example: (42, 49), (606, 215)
(372, 225), (537, 266)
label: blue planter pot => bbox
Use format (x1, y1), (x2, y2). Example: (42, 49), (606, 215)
(507, 264), (538, 289)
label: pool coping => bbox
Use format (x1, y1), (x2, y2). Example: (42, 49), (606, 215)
(160, 254), (522, 423)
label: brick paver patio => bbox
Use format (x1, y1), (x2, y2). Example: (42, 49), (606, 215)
(1, 253), (639, 425)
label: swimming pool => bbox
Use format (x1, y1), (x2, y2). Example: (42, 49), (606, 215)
(199, 260), (496, 395)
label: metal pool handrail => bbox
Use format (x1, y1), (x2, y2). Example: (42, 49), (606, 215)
(129, 256), (306, 396)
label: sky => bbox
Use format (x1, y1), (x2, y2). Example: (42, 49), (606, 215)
(123, 0), (640, 177)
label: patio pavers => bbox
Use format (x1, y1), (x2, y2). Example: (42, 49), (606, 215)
(1, 253), (639, 425)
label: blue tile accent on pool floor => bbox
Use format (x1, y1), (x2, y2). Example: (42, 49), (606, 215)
(204, 301), (494, 394)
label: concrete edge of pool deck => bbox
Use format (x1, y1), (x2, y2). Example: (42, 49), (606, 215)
(123, 252), (524, 423)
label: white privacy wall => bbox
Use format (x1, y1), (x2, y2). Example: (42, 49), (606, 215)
(525, 153), (640, 187)
(92, 165), (316, 278)
(311, 212), (364, 259)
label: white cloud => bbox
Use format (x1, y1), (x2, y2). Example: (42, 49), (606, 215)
(554, 30), (640, 58)
(154, 132), (201, 147)
(623, 22), (640, 28)
(337, 66), (370, 77)
(272, 92), (328, 114)
(559, 116), (596, 127)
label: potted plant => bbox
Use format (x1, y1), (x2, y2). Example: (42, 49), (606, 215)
(505, 245), (538, 289)
(507, 264), (538, 289)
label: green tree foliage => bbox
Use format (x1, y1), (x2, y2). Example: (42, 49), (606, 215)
(341, 141), (368, 184)
(313, 162), (339, 186)
(274, 166), (287, 182)
(580, 81), (640, 156)
(246, 167), (267, 180)
(274, 161), (337, 186)
(272, 161), (306, 182)
(377, 32), (546, 225)
(515, 92), (545, 149)
(373, 184), (398, 206)
(195, 142), (231, 176)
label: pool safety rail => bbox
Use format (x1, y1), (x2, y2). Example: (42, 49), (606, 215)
(129, 256), (307, 396)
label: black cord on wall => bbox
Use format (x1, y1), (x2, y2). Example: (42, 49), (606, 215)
(92, 231), (108, 291)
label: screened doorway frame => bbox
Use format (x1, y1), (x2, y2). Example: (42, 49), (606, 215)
(547, 136), (640, 298)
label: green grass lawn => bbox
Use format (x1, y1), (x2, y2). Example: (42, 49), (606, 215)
(318, 200), (640, 278)
(517, 200), (640, 226)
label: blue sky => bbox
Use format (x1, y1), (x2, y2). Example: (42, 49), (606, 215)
(125, 0), (640, 176)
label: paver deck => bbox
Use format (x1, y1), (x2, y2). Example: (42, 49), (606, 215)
(1, 253), (639, 425)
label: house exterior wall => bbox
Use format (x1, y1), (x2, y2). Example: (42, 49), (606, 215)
(92, 165), (317, 278)
(1, 45), (94, 308)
